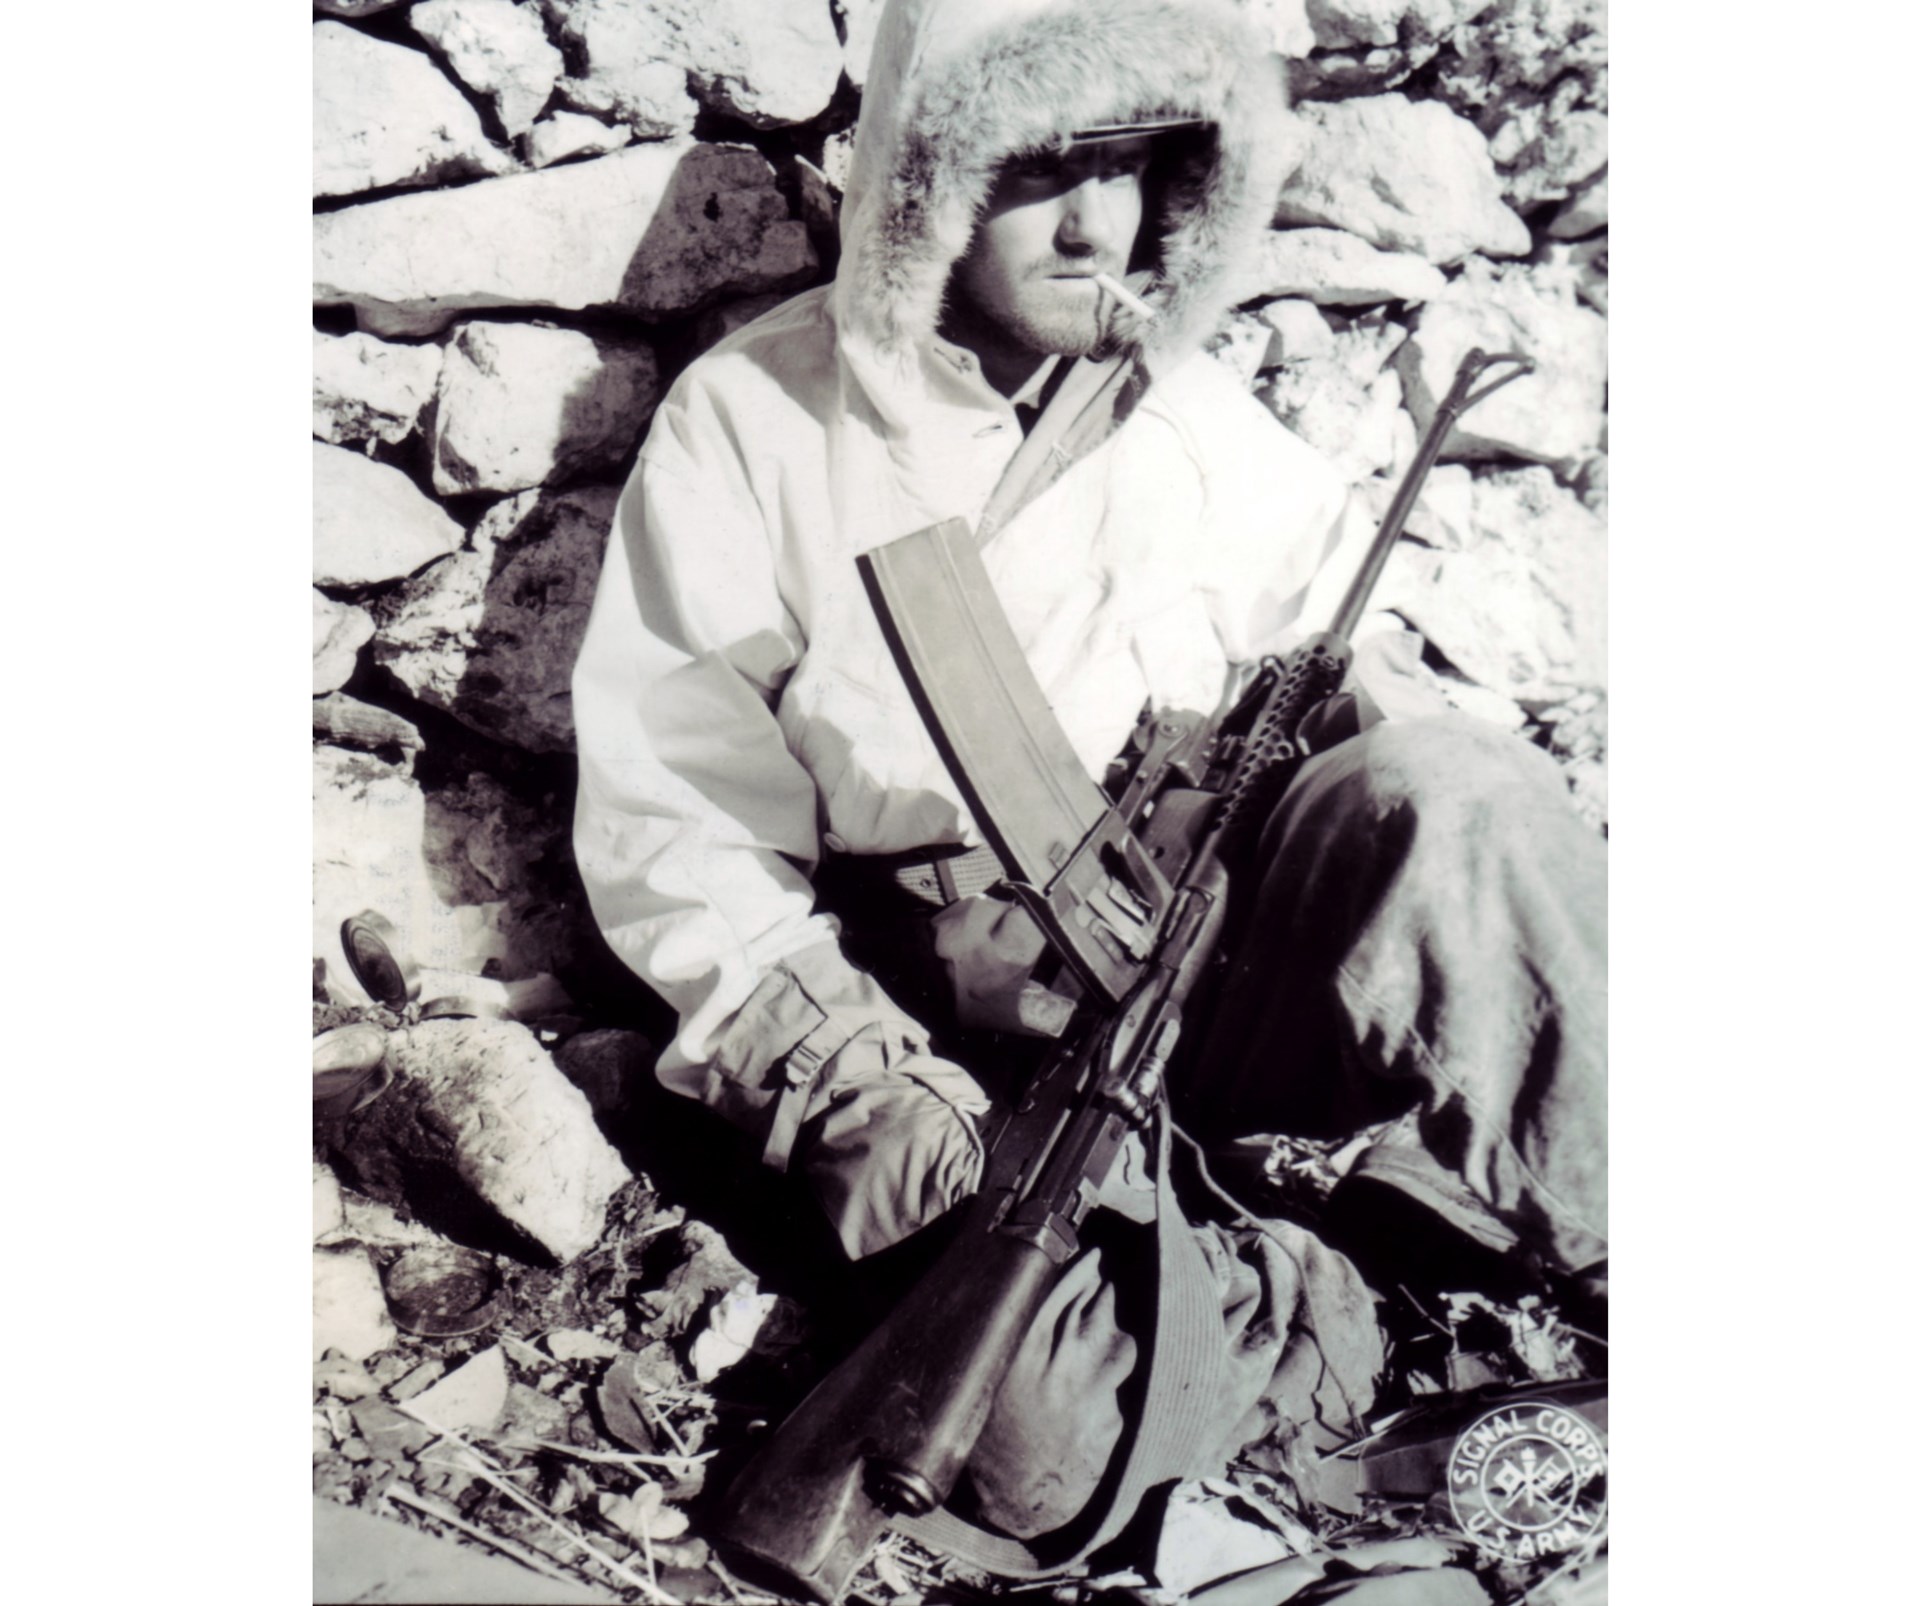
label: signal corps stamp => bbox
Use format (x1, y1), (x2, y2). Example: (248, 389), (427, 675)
(1446, 1401), (1608, 1560)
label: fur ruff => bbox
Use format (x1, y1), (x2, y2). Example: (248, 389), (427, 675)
(842, 0), (1295, 370)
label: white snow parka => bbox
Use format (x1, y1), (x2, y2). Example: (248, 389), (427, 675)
(572, 0), (1353, 1253)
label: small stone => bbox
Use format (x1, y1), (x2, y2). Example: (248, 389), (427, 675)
(1206, 313), (1273, 390)
(312, 442), (464, 588)
(1236, 227), (1448, 308)
(313, 692), (425, 756)
(348, 1397), (437, 1461)
(314, 142), (818, 335)
(1305, 0), (1485, 50)
(312, 21), (513, 200)
(410, 0), (564, 137)
(546, 1327), (623, 1362)
(429, 321), (660, 495)
(1396, 261), (1606, 466)
(525, 110), (633, 168)
(1548, 170), (1608, 240)
(313, 1247), (397, 1363)
(1256, 299), (1337, 365)
(314, 1162), (346, 1241)
(1488, 102), (1607, 210)
(1273, 93), (1530, 266)
(313, 331), (443, 450)
(389, 1358), (449, 1403)
(313, 589), (375, 696)
(406, 1345), (510, 1433)
(314, 1354), (378, 1402)
(500, 1379), (573, 1443)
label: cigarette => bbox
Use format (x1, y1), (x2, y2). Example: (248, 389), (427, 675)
(1092, 272), (1158, 321)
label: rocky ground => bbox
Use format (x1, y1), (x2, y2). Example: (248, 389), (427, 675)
(312, 997), (1607, 1605)
(313, 3), (1609, 1599)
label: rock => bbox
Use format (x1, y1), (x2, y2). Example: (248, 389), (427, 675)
(312, 441), (464, 588)
(1373, 466), (1606, 706)
(1255, 310), (1414, 484)
(1152, 1481), (1297, 1598)
(314, 1247), (397, 1363)
(420, 770), (581, 974)
(1549, 169), (1607, 239)
(314, 747), (506, 993)
(389, 1359), (449, 1403)
(546, 0), (701, 137)
(314, 142), (818, 336)
(1238, 0), (1317, 56)
(312, 21), (514, 200)
(315, 0), (411, 14)
(689, 1284), (779, 1383)
(375, 484), (613, 752)
(554, 1029), (655, 1116)
(406, 1344), (510, 1433)
(1361, 461), (1476, 549)
(836, 0), (885, 87)
(314, 1354), (378, 1402)
(1273, 94), (1530, 265)
(547, 1327), (623, 1362)
(313, 331), (443, 450)
(1488, 104), (1606, 209)
(429, 321), (661, 495)
(315, 1162), (346, 1241)
(313, 589), (376, 695)
(348, 1397), (437, 1460)
(377, 1017), (631, 1262)
(1434, 0), (1607, 116)
(546, 0), (842, 130)
(526, 110), (633, 168)
(314, 692), (425, 757)
(1236, 226), (1447, 306)
(1256, 299), (1336, 364)
(1534, 236), (1607, 318)
(1288, 40), (1441, 99)
(1396, 261), (1606, 465)
(1206, 314), (1274, 390)
(1304, 0), (1487, 49)
(691, 292), (794, 355)
(410, 0), (564, 137)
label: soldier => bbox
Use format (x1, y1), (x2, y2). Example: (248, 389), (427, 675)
(572, 0), (1605, 1543)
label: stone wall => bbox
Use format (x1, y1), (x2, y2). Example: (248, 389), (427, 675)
(311, 0), (1608, 1015)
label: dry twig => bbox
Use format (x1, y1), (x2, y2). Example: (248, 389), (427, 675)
(383, 1486), (578, 1588)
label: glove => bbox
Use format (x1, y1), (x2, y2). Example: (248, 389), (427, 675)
(798, 1039), (990, 1259)
(930, 894), (1072, 1036)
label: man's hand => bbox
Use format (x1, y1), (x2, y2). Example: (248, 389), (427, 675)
(930, 894), (1072, 1036)
(798, 1038), (991, 1259)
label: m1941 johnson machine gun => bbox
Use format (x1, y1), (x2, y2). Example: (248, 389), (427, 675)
(711, 349), (1535, 1602)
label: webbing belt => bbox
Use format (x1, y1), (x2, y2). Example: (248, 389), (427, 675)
(896, 1103), (1227, 1578)
(820, 841), (1008, 911)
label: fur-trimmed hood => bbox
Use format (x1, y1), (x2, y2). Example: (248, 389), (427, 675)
(833, 0), (1294, 376)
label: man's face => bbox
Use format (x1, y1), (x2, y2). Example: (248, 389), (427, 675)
(948, 135), (1153, 360)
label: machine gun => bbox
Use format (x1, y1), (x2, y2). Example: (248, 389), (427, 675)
(710, 350), (1533, 1603)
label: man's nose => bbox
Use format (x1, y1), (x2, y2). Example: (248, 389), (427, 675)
(1056, 176), (1116, 256)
